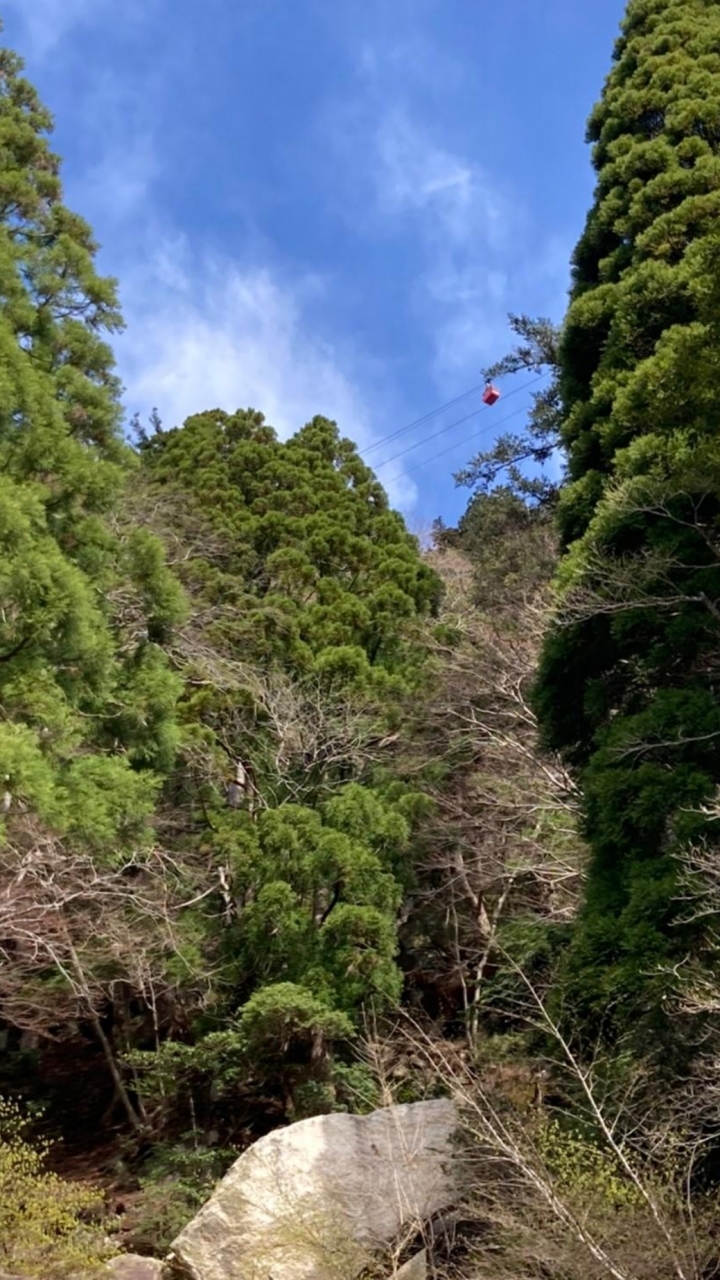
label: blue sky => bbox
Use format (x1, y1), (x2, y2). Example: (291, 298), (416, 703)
(3, 0), (625, 529)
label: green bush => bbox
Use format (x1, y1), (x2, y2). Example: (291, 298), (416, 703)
(0, 1096), (111, 1278)
(537, 1117), (643, 1210)
(127, 1141), (236, 1256)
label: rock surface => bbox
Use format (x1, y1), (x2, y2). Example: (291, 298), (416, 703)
(396, 1248), (428, 1279)
(108, 1258), (163, 1280)
(163, 1099), (458, 1280)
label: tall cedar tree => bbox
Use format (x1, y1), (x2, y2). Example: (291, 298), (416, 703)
(535, 0), (720, 1034)
(0, 41), (185, 1091)
(0, 44), (182, 840)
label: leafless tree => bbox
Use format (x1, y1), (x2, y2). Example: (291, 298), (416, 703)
(383, 971), (717, 1280)
(0, 815), (213, 1131)
(399, 544), (586, 1045)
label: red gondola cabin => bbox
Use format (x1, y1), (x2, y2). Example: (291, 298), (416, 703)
(483, 383), (501, 406)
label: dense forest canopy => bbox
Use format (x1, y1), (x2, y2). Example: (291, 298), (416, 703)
(3, 2), (720, 1276)
(533, 0), (720, 1040)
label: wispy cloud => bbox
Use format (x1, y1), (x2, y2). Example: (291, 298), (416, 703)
(29, 9), (419, 514)
(322, 13), (571, 399)
(74, 136), (159, 229)
(374, 108), (505, 248)
(115, 235), (417, 512)
(3, 0), (110, 56)
(370, 108), (516, 384)
(4, 0), (156, 59)
(317, 22), (517, 389)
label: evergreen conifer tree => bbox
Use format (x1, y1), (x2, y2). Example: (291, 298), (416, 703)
(0, 44), (183, 828)
(0, 41), (185, 1079)
(133, 409), (440, 1070)
(535, 0), (720, 1032)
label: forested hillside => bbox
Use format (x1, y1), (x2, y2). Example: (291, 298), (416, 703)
(3, 2), (720, 1277)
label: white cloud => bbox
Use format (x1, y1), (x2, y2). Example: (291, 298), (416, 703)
(115, 236), (418, 512)
(4, 0), (110, 56)
(44, 44), (419, 514)
(5, 0), (154, 58)
(374, 109), (505, 250)
(326, 23), (570, 395)
(366, 109), (516, 383)
(74, 136), (159, 228)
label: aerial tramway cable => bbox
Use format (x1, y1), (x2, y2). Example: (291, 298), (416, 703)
(370, 373), (545, 474)
(361, 380), (492, 458)
(384, 392), (546, 488)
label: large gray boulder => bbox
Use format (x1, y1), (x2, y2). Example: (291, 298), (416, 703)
(107, 1258), (163, 1280)
(162, 1099), (458, 1280)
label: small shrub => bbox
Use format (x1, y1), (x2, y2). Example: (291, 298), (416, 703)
(537, 1117), (644, 1209)
(330, 1062), (382, 1114)
(127, 1141), (237, 1255)
(0, 1095), (111, 1278)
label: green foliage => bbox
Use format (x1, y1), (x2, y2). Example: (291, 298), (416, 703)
(318, 1061), (382, 1114)
(214, 786), (409, 1015)
(139, 407), (441, 684)
(130, 1141), (236, 1255)
(119, 406), (440, 1122)
(0, 1096), (110, 1277)
(236, 981), (354, 1049)
(440, 487), (557, 608)
(0, 41), (182, 854)
(129, 983), (355, 1128)
(537, 1118), (643, 1209)
(0, 37), (188, 1125)
(534, 0), (720, 1035)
